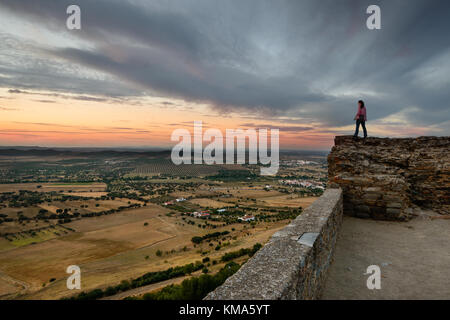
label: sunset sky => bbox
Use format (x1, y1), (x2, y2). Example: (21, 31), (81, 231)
(0, 0), (449, 150)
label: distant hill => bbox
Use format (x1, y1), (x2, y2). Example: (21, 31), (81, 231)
(0, 146), (328, 160)
(0, 147), (172, 158)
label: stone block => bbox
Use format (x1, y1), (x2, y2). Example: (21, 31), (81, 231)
(355, 205), (370, 213)
(387, 202), (402, 209)
(386, 208), (401, 215)
(355, 211), (371, 219)
(328, 136), (450, 220)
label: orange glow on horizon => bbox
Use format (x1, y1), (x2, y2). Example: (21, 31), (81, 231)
(0, 89), (335, 150)
(0, 88), (430, 150)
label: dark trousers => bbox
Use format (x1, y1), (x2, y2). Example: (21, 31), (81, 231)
(354, 119), (367, 138)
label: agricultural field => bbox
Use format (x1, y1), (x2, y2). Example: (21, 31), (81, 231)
(130, 160), (221, 177)
(0, 149), (327, 300)
(260, 194), (318, 208)
(0, 182), (106, 193)
(188, 198), (232, 209)
(129, 160), (249, 178)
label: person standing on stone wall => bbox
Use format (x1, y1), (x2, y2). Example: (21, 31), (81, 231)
(353, 100), (367, 139)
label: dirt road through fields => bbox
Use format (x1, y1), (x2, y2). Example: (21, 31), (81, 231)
(0, 269), (30, 298)
(100, 275), (190, 300)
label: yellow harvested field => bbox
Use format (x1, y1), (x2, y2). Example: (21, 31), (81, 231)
(189, 198), (231, 208)
(36, 199), (144, 216)
(62, 192), (108, 197)
(0, 183), (106, 193)
(0, 238), (14, 251)
(221, 188), (282, 199)
(0, 275), (24, 298)
(0, 205), (171, 291)
(0, 205), (290, 300)
(66, 204), (168, 232)
(0, 145), (327, 301)
(80, 219), (175, 248)
(261, 195), (318, 208)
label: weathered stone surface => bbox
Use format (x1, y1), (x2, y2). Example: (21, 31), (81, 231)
(204, 188), (343, 300)
(328, 136), (450, 220)
(205, 136), (448, 301)
(297, 232), (319, 247)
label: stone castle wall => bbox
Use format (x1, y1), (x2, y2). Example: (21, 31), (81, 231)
(205, 188), (343, 300)
(328, 136), (450, 220)
(206, 136), (448, 300)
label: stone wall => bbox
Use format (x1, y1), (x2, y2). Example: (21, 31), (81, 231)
(205, 188), (343, 300)
(328, 136), (449, 220)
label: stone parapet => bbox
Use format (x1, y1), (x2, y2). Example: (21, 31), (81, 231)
(205, 188), (343, 300)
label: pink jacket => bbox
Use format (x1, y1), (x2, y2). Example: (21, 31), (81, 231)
(356, 107), (367, 121)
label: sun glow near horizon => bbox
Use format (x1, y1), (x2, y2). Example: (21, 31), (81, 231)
(0, 87), (435, 150)
(0, 88), (341, 150)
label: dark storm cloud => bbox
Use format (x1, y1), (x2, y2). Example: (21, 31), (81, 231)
(0, 0), (449, 130)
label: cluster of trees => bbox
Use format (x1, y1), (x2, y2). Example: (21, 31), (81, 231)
(0, 213), (12, 225)
(35, 209), (78, 223)
(1, 191), (48, 208)
(79, 203), (140, 218)
(235, 206), (258, 212)
(191, 231), (230, 244)
(220, 243), (262, 262)
(106, 191), (146, 202)
(137, 261), (241, 300)
(67, 261), (205, 300)
(256, 208), (302, 222)
(120, 179), (202, 197)
(206, 169), (256, 182)
(278, 186), (324, 197)
(3, 190), (104, 209)
(65, 242), (263, 301)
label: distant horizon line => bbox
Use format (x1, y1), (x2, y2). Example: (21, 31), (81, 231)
(0, 145), (331, 153)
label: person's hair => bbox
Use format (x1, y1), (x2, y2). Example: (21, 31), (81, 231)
(358, 100), (365, 109)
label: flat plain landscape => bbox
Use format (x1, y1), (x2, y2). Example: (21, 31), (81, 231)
(0, 149), (327, 300)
